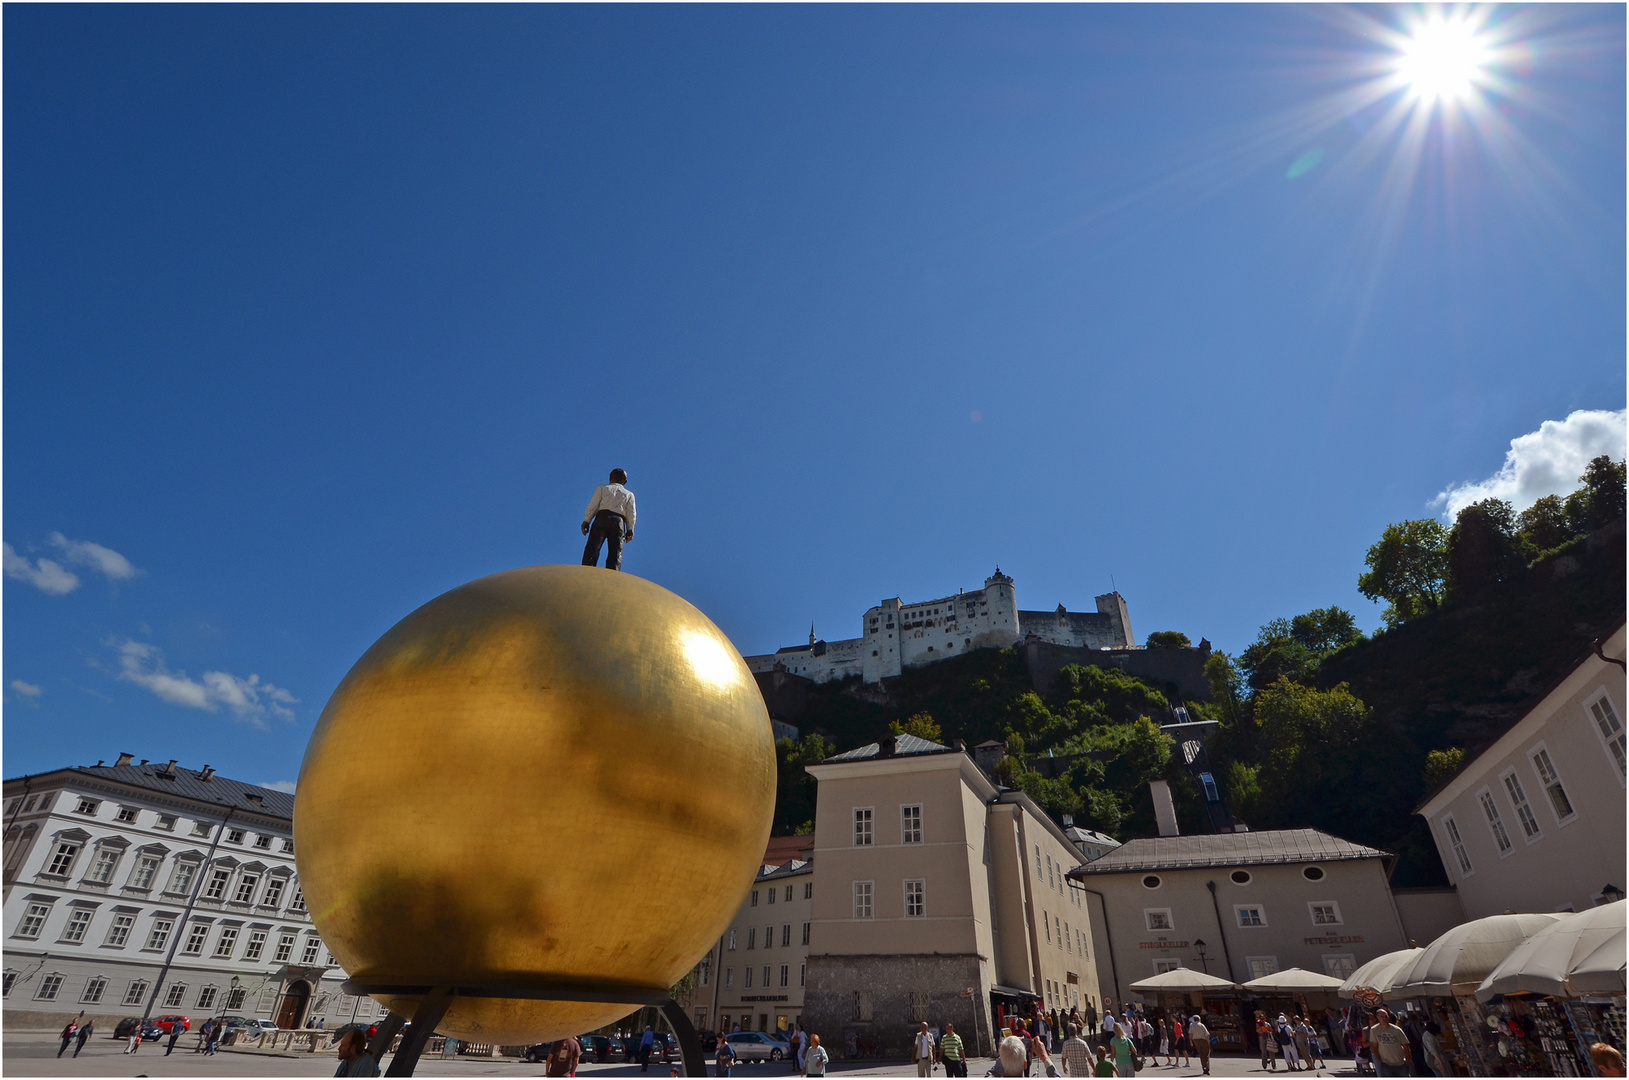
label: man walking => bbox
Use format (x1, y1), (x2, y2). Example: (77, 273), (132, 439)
(1187, 1016), (1211, 1077)
(939, 1023), (966, 1078)
(73, 1019), (94, 1057)
(58, 1015), (81, 1057)
(1364, 1008), (1413, 1077)
(1059, 1023), (1093, 1077)
(913, 1022), (937, 1077)
(581, 468), (636, 570)
(638, 1026), (656, 1072)
(166, 1021), (185, 1055)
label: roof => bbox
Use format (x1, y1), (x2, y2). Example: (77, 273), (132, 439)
(821, 733), (955, 763)
(759, 858), (813, 881)
(763, 834), (815, 865)
(1071, 828), (1387, 875)
(12, 763), (294, 821)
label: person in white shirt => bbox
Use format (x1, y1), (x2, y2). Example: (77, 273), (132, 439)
(914, 1022), (936, 1077)
(581, 468), (637, 570)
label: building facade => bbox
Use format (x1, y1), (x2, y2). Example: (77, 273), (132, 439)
(799, 735), (1104, 1057)
(1416, 624), (1627, 918)
(697, 858), (814, 1038)
(2, 758), (378, 1032)
(1071, 829), (1410, 1010)
(744, 571), (1135, 685)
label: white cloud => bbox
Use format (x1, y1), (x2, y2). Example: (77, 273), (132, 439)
(3, 543), (80, 595)
(1433, 408), (1628, 519)
(261, 780), (297, 794)
(48, 533), (138, 580)
(113, 639), (297, 728)
(10, 680), (42, 697)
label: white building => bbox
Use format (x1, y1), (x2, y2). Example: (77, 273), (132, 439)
(1416, 624), (1627, 918)
(2, 757), (378, 1032)
(745, 570), (1135, 685)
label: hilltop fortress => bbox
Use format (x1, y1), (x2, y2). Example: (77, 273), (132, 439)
(744, 569), (1137, 685)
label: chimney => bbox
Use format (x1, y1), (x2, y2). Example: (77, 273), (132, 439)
(199, 766), (215, 782)
(114, 752), (134, 767)
(158, 760), (178, 779)
(1150, 780), (1180, 837)
(878, 736), (897, 758)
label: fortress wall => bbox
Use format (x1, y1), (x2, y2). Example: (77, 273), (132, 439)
(1023, 639), (1212, 702)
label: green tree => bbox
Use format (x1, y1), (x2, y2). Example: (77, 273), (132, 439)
(1289, 608), (1364, 654)
(1423, 747), (1465, 790)
(1252, 678), (1371, 824)
(1517, 495), (1572, 554)
(1565, 455), (1627, 533)
(772, 734), (834, 834)
(1239, 620), (1319, 692)
(1144, 631), (1192, 648)
(889, 713), (943, 742)
(1051, 664), (1168, 724)
(1358, 519), (1449, 627)
(1446, 498), (1523, 600)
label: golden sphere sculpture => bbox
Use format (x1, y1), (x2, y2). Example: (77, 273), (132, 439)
(294, 566), (775, 1043)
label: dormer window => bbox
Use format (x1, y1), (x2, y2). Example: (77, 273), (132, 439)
(74, 799), (99, 817)
(225, 829), (245, 845)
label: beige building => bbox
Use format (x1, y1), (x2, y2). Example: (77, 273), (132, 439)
(697, 857), (813, 1038)
(800, 735), (1103, 1058)
(1416, 624), (1627, 918)
(1070, 829), (1409, 1025)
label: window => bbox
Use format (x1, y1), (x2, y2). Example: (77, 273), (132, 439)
(853, 881), (874, 919)
(750, 890), (759, 907)
(165, 983), (188, 1008)
(86, 848), (122, 884)
(37, 973), (65, 1001)
(1043, 911), (1050, 942)
(166, 862), (198, 896)
(1047, 854), (1055, 887)
(1323, 954), (1357, 978)
(782, 924), (791, 946)
(213, 926), (240, 958)
(145, 917), (174, 950)
(280, 839), (295, 853)
(1, 970), (14, 997)
(74, 798), (100, 816)
(61, 908), (95, 942)
(853, 990), (874, 1021)
(104, 913), (135, 947)
(204, 868), (232, 900)
(1036, 845), (1043, 875)
(1501, 770), (1543, 841)
(234, 872), (261, 904)
(45, 840), (82, 877)
(182, 923), (209, 955)
(854, 808), (873, 846)
(1246, 957), (1278, 979)
(115, 807), (139, 823)
(225, 986), (247, 1010)
(1141, 875), (1162, 889)
(1302, 866), (1326, 881)
(1588, 692), (1626, 781)
(1479, 788), (1514, 854)
(746, 927), (756, 949)
(725, 968), (734, 990)
(196, 985), (219, 1010)
(726, 929), (737, 951)
(780, 964), (790, 988)
(784, 884), (792, 902)
(300, 936), (321, 965)
(902, 805), (922, 844)
(802, 922), (810, 945)
(81, 976), (108, 1003)
(764, 925), (773, 948)
(1443, 815), (1473, 876)
(289, 887), (306, 913)
(156, 814), (177, 831)
(254, 835), (272, 850)
(762, 966), (771, 988)
(274, 932), (296, 963)
(1236, 905), (1267, 928)
(1531, 747), (1576, 823)
(123, 979), (149, 1006)
(191, 821), (212, 838)
(804, 882), (813, 899)
(800, 963), (806, 987)
(15, 901), (52, 939)
(1230, 870), (1252, 885)
(904, 880), (925, 918)
(262, 877), (286, 908)
(1145, 909), (1173, 931)
(744, 966), (753, 989)
(1308, 902), (1343, 926)
(129, 854), (162, 890)
(226, 829), (245, 845)
(1153, 959), (1183, 974)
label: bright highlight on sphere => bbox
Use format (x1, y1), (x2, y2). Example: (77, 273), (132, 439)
(1398, 16), (1490, 103)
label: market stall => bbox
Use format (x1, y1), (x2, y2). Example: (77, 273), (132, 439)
(1128, 969), (1241, 1050)
(1241, 969), (1348, 1058)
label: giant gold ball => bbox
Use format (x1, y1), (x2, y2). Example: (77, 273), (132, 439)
(294, 566), (775, 1042)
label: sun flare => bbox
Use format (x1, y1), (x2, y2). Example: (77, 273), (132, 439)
(1397, 14), (1491, 104)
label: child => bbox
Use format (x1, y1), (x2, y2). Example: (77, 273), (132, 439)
(1092, 1046), (1116, 1077)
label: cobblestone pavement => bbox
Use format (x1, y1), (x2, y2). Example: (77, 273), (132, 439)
(5, 1033), (1366, 1079)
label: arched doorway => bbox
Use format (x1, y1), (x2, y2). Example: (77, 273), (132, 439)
(276, 980), (310, 1030)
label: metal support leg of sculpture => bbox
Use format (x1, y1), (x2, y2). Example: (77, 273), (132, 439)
(660, 996), (707, 1078)
(385, 987), (454, 1077)
(366, 1011), (406, 1066)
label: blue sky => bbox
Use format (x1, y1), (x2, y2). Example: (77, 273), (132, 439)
(5, 5), (1624, 788)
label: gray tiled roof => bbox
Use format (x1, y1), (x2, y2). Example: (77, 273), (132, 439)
(57, 763), (294, 821)
(822, 734), (954, 763)
(1071, 828), (1387, 875)
(759, 858), (813, 881)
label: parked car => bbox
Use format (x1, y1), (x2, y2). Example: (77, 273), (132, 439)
(726, 1031), (789, 1062)
(113, 1018), (144, 1039)
(578, 1034), (623, 1062)
(225, 1017), (280, 1038)
(151, 1015), (191, 1034)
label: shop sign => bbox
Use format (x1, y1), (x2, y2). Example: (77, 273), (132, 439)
(1304, 935), (1364, 945)
(1138, 937), (1190, 950)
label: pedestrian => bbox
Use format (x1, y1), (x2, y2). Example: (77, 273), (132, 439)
(58, 1016), (80, 1057)
(73, 1019), (94, 1057)
(1275, 1014), (1301, 1070)
(581, 468), (636, 570)
(999, 1022), (1029, 1077)
(1030, 1025), (1058, 1078)
(546, 1035), (582, 1078)
(166, 1021), (185, 1056)
(638, 1026), (656, 1072)
(1592, 1042), (1626, 1078)
(1091, 1047), (1116, 1078)
(1156, 1018), (1169, 1066)
(915, 1021), (937, 1077)
(940, 1022), (966, 1078)
(1256, 1012), (1276, 1070)
(124, 1024), (143, 1054)
(804, 1034), (829, 1078)
(1188, 1015), (1212, 1078)
(334, 1028), (381, 1077)
(1363, 1008), (1413, 1078)
(1172, 1014), (1189, 1068)
(1419, 1020), (1445, 1076)
(1107, 1025), (1136, 1079)
(1291, 1016), (1313, 1071)
(715, 1035), (737, 1078)
(1059, 1023), (1093, 1077)
(208, 1020), (223, 1055)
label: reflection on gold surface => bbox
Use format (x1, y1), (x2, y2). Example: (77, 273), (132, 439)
(293, 566), (775, 1043)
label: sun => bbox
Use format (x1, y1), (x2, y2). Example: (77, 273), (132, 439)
(1396, 13), (1492, 104)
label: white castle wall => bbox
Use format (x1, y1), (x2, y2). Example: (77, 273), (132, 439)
(745, 571), (1134, 686)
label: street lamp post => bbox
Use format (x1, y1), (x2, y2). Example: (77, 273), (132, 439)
(1193, 940), (1208, 975)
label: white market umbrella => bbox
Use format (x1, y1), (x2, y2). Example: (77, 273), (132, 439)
(1568, 924), (1628, 996)
(1242, 968), (1348, 994)
(1340, 948), (1423, 1000)
(1391, 913), (1564, 999)
(1477, 901), (1625, 1002)
(1128, 968), (1239, 993)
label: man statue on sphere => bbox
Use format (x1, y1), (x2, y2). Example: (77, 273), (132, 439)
(581, 468), (637, 570)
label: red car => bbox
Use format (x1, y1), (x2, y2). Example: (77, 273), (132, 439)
(152, 1015), (191, 1034)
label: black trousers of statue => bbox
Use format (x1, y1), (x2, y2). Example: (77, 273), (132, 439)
(582, 510), (626, 570)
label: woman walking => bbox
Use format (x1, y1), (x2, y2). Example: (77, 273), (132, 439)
(1156, 1018), (1170, 1067)
(1172, 1015), (1190, 1069)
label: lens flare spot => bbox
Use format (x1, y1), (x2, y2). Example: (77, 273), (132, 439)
(1287, 149), (1325, 180)
(682, 630), (741, 689)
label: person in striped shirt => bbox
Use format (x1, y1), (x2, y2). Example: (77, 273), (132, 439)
(938, 1024), (965, 1077)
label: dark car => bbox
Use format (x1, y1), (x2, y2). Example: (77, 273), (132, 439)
(579, 1034), (625, 1063)
(648, 1032), (680, 1063)
(113, 1018), (144, 1039)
